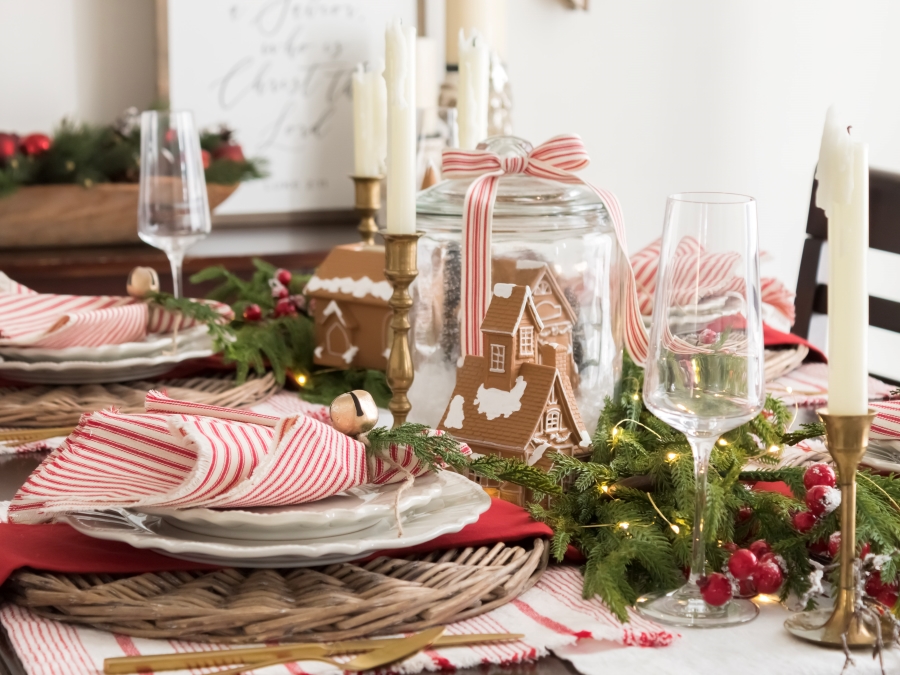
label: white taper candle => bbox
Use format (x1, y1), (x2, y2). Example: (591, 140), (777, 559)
(385, 19), (417, 234)
(457, 30), (490, 150)
(351, 63), (387, 177)
(816, 106), (869, 415)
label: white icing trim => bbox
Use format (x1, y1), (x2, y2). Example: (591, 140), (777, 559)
(528, 442), (551, 466)
(306, 275), (392, 302)
(516, 260), (545, 269)
(579, 430), (592, 447)
(323, 300), (345, 325)
(444, 395), (466, 429)
(475, 376), (527, 420)
(342, 345), (359, 364)
(493, 283), (515, 298)
(314, 346), (323, 358)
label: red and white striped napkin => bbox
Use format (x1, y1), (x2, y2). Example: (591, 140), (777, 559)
(0, 277), (232, 349)
(0, 565), (674, 675)
(630, 237), (797, 330)
(9, 392), (449, 524)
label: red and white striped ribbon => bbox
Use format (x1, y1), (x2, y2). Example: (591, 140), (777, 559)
(442, 135), (650, 366)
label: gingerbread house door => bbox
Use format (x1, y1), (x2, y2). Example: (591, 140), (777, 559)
(324, 317), (352, 362)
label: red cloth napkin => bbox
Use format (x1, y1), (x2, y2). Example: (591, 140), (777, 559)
(763, 323), (825, 362)
(0, 498), (550, 586)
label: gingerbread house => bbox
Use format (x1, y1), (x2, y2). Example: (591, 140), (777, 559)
(493, 259), (579, 384)
(304, 243), (392, 371)
(437, 282), (591, 505)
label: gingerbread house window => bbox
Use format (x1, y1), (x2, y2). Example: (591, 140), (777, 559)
(519, 326), (534, 356)
(535, 279), (552, 296)
(490, 344), (506, 373)
(545, 409), (561, 432)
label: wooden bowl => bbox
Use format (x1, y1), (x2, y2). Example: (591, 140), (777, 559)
(0, 183), (239, 248)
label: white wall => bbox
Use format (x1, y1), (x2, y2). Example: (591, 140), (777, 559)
(2, 0), (900, 370)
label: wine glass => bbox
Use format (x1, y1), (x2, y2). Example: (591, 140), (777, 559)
(138, 110), (211, 298)
(636, 192), (765, 627)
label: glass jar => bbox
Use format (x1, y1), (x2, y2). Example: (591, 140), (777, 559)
(409, 136), (626, 432)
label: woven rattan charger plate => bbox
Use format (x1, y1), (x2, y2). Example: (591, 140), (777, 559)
(6, 539), (549, 643)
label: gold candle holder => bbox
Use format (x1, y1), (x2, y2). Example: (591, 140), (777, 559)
(784, 407), (879, 647)
(351, 175), (383, 246)
(383, 232), (420, 427)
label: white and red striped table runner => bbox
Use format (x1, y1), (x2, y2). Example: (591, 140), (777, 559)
(8, 392), (444, 524)
(0, 564), (675, 675)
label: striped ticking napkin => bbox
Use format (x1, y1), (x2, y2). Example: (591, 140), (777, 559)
(9, 392), (451, 524)
(0, 565), (674, 675)
(0, 276), (232, 349)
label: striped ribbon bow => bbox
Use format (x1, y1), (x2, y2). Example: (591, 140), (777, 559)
(442, 134), (650, 365)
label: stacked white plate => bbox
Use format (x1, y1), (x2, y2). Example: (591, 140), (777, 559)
(64, 471), (491, 567)
(0, 326), (215, 384)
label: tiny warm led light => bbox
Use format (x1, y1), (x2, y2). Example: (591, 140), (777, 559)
(666, 452), (678, 462)
(786, 386), (793, 394)
(769, 445), (780, 453)
(718, 438), (728, 446)
(600, 484), (610, 493)
(755, 594), (779, 604)
(670, 524), (680, 534)
(633, 393), (640, 401)
(294, 372), (308, 386)
(618, 522), (629, 530)
(612, 428), (620, 437)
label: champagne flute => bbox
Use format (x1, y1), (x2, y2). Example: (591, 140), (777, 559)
(138, 110), (211, 298)
(636, 192), (765, 627)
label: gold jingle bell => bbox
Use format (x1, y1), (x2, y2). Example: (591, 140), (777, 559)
(330, 390), (379, 436)
(127, 266), (160, 298)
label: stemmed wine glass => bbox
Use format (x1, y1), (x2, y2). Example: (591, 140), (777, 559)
(636, 192), (765, 627)
(138, 110), (211, 298)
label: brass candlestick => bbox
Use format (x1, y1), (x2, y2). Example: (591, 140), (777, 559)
(785, 407), (879, 647)
(351, 175), (383, 246)
(383, 232), (420, 427)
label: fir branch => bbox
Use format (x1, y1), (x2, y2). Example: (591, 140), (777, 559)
(366, 424), (471, 473)
(469, 454), (562, 497)
(782, 422), (825, 446)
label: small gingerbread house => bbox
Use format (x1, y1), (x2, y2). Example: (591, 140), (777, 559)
(438, 282), (590, 505)
(305, 244), (391, 371)
(493, 259), (579, 384)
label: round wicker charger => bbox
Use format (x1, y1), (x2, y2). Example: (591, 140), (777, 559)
(6, 539), (548, 643)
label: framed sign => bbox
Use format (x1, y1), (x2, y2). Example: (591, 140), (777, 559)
(161, 0), (415, 219)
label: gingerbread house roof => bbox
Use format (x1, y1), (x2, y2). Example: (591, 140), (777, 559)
(493, 259), (578, 325)
(481, 284), (544, 335)
(304, 244), (391, 307)
(439, 354), (590, 454)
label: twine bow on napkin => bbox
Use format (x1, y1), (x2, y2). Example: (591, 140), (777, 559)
(441, 134), (650, 366)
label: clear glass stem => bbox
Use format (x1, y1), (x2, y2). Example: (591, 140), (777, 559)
(688, 436), (716, 586)
(168, 251), (185, 299)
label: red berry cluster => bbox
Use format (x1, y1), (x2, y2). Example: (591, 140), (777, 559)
(242, 270), (301, 322)
(792, 463), (840, 536)
(0, 132), (52, 164)
(700, 539), (785, 607)
(866, 570), (899, 609)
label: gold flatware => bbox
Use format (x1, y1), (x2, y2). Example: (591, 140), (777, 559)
(208, 626), (444, 675)
(103, 632), (523, 674)
(0, 426), (73, 446)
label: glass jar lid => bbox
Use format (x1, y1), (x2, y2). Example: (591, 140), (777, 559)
(416, 136), (608, 218)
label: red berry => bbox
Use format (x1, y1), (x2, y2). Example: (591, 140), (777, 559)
(806, 484), (840, 517)
(19, 133), (51, 156)
(866, 572), (887, 597)
(736, 506), (753, 523)
(737, 578), (758, 598)
(809, 538), (830, 558)
(753, 560), (784, 594)
(698, 328), (718, 345)
(749, 540), (772, 559)
(876, 589), (898, 608)
(0, 133), (17, 162)
(828, 531), (842, 558)
(273, 286), (289, 299)
(276, 269), (292, 285)
(727, 549), (758, 581)
(860, 542), (871, 559)
(792, 510), (817, 533)
(759, 552), (778, 565)
(213, 144), (245, 163)
(201, 149), (211, 169)
(722, 542), (739, 554)
(803, 463), (837, 490)
(242, 304), (262, 322)
(274, 298), (296, 317)
(698, 573), (733, 607)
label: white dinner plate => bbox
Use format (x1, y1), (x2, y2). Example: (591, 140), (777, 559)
(862, 439), (900, 473)
(0, 347), (216, 384)
(138, 471), (446, 541)
(63, 471), (490, 567)
(0, 326), (211, 363)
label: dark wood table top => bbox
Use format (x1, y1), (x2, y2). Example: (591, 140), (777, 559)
(0, 453), (579, 675)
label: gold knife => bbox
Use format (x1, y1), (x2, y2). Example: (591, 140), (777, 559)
(103, 632), (524, 674)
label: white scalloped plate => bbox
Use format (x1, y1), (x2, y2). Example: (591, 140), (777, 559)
(0, 347), (215, 384)
(64, 471), (489, 568)
(137, 471), (445, 541)
(0, 326), (211, 363)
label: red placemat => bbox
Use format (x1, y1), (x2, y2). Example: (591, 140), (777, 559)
(0, 498), (551, 585)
